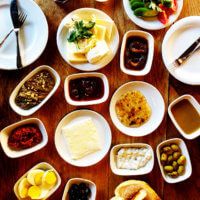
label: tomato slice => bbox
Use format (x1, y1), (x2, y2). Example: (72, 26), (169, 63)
(158, 10), (169, 24)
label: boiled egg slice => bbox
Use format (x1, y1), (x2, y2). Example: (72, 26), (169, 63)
(27, 185), (49, 200)
(18, 178), (31, 199)
(41, 170), (57, 190)
(27, 169), (45, 186)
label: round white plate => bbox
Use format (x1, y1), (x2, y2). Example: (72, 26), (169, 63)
(110, 81), (165, 137)
(162, 16), (200, 85)
(56, 8), (119, 71)
(55, 109), (112, 167)
(123, 0), (183, 30)
(0, 0), (48, 70)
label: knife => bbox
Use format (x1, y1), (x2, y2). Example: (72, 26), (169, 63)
(169, 36), (200, 70)
(10, 0), (22, 69)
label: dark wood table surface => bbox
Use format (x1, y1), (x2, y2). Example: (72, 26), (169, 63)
(0, 0), (200, 199)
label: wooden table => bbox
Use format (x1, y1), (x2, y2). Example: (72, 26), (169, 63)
(0, 0), (200, 199)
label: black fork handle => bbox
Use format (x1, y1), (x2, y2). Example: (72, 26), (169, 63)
(15, 31), (22, 69)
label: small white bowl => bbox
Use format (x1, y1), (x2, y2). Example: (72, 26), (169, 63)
(9, 65), (60, 116)
(0, 118), (48, 158)
(62, 178), (96, 200)
(64, 72), (109, 106)
(14, 162), (61, 199)
(120, 30), (154, 76)
(110, 143), (154, 176)
(156, 138), (192, 184)
(168, 94), (200, 140)
(109, 81), (165, 137)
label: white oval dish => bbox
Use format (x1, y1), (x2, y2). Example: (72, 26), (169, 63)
(110, 143), (154, 176)
(156, 138), (192, 184)
(9, 65), (60, 116)
(62, 178), (96, 200)
(123, 0), (183, 30)
(64, 72), (109, 106)
(14, 162), (61, 199)
(0, 118), (48, 158)
(55, 109), (112, 167)
(168, 94), (200, 140)
(56, 8), (119, 71)
(0, 0), (48, 70)
(162, 16), (200, 85)
(120, 30), (154, 76)
(109, 81), (165, 137)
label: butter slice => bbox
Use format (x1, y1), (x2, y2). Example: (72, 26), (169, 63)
(94, 24), (106, 40)
(95, 19), (114, 40)
(86, 40), (109, 64)
(62, 118), (102, 160)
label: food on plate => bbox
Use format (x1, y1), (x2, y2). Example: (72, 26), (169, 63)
(116, 147), (152, 170)
(15, 70), (55, 110)
(115, 90), (151, 127)
(62, 118), (102, 160)
(68, 182), (91, 200)
(171, 99), (200, 134)
(129, 0), (178, 24)
(8, 124), (42, 150)
(66, 15), (114, 64)
(17, 168), (58, 199)
(124, 36), (148, 70)
(69, 76), (104, 101)
(160, 143), (186, 178)
(111, 180), (161, 200)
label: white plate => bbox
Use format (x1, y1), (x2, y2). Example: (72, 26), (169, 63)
(156, 138), (192, 184)
(110, 81), (165, 137)
(162, 16), (200, 85)
(55, 109), (112, 167)
(56, 8), (119, 71)
(0, 0), (48, 70)
(123, 0), (183, 30)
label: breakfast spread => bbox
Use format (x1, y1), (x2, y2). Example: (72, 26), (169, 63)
(160, 143), (186, 178)
(66, 15), (114, 64)
(124, 36), (148, 70)
(111, 180), (161, 200)
(8, 124), (42, 150)
(15, 70), (55, 110)
(171, 99), (200, 134)
(69, 77), (104, 101)
(115, 90), (151, 127)
(116, 147), (152, 170)
(129, 0), (178, 24)
(68, 183), (91, 200)
(17, 168), (58, 199)
(62, 118), (102, 160)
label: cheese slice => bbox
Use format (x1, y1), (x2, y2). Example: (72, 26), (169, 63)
(94, 24), (106, 40)
(62, 118), (102, 160)
(86, 40), (109, 64)
(95, 19), (114, 40)
(67, 52), (87, 63)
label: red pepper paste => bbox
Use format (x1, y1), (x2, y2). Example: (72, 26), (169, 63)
(8, 124), (43, 150)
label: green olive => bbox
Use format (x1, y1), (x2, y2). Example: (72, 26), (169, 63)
(172, 161), (178, 171)
(168, 171), (178, 178)
(173, 152), (181, 160)
(164, 165), (173, 172)
(177, 165), (185, 175)
(161, 153), (167, 164)
(177, 155), (186, 165)
(162, 146), (173, 155)
(167, 155), (173, 164)
(171, 144), (180, 152)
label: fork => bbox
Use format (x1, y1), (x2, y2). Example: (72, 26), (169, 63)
(0, 11), (27, 48)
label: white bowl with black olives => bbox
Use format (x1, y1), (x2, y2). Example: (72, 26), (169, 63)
(9, 65), (60, 116)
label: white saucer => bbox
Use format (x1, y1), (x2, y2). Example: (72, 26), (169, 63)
(54, 109), (112, 167)
(162, 16), (200, 85)
(123, 0), (183, 30)
(56, 8), (119, 71)
(110, 81), (165, 137)
(0, 0), (48, 70)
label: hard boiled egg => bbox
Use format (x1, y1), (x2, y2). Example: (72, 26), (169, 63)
(18, 178), (31, 199)
(27, 169), (45, 186)
(41, 170), (57, 190)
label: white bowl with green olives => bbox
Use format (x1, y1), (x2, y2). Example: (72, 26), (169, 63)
(156, 138), (192, 183)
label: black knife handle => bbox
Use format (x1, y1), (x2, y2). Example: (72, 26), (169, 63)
(16, 31), (22, 69)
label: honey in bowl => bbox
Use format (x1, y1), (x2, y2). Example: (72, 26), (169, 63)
(171, 99), (200, 134)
